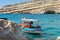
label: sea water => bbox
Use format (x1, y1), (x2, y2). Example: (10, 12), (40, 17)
(0, 13), (60, 40)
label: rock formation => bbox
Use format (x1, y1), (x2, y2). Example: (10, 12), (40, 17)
(0, 0), (60, 14)
(0, 19), (31, 40)
(56, 36), (60, 40)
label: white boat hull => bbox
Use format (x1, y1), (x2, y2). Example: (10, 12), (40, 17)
(22, 30), (42, 34)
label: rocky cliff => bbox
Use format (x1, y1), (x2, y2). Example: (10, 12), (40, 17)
(0, 0), (60, 14)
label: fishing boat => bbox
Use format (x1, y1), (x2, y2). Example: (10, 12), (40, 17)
(18, 18), (42, 34)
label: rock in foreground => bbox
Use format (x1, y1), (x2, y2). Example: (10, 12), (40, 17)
(0, 19), (31, 40)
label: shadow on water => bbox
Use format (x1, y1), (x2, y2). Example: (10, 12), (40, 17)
(22, 32), (56, 40)
(22, 32), (42, 39)
(0, 18), (8, 20)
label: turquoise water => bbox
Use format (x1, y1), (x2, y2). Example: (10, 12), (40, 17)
(0, 14), (60, 40)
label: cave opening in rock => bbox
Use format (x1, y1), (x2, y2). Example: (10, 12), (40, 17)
(44, 10), (55, 14)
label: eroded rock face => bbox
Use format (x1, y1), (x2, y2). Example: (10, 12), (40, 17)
(0, 19), (31, 40)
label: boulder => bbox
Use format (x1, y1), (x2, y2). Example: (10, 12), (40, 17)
(57, 36), (60, 40)
(0, 19), (31, 40)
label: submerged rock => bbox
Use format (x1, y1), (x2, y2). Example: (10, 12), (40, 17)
(0, 19), (31, 40)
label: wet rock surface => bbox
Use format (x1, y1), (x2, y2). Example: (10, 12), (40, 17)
(0, 19), (31, 40)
